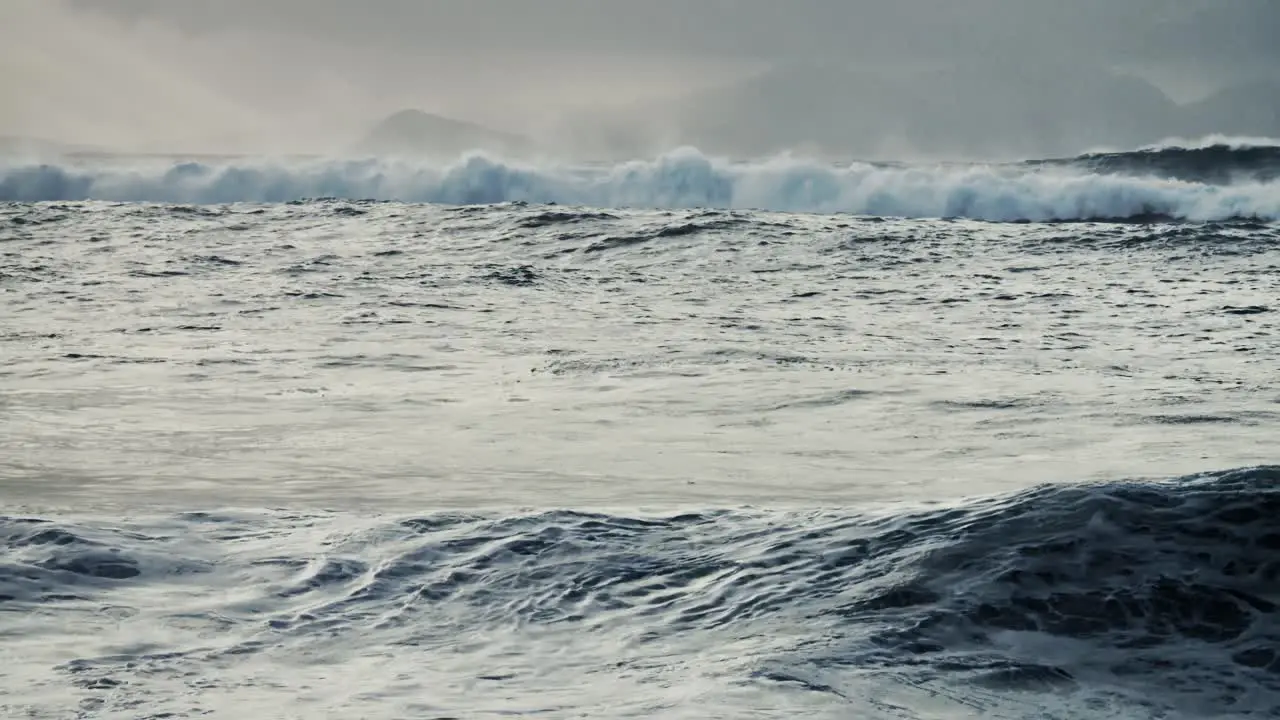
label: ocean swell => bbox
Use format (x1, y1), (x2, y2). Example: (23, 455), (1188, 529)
(1060, 142), (1280, 184)
(4, 147), (1280, 222)
(4, 466), (1278, 716)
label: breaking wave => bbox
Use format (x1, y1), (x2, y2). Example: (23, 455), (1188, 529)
(4, 144), (1280, 222)
(1054, 141), (1280, 184)
(4, 466), (1279, 716)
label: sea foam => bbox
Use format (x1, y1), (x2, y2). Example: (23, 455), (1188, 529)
(3, 147), (1279, 222)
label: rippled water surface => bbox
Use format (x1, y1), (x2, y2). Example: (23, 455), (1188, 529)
(2, 197), (1278, 718)
(4, 202), (1278, 509)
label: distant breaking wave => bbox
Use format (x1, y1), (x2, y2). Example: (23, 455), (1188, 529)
(3, 144), (1280, 222)
(1043, 141), (1280, 185)
(1139, 135), (1280, 152)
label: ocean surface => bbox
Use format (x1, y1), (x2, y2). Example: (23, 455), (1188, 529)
(2, 142), (1279, 718)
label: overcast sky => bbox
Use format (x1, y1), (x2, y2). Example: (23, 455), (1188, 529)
(59, 0), (1280, 65)
(2, 0), (1276, 153)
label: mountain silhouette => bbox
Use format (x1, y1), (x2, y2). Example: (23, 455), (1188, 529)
(355, 109), (535, 158)
(553, 63), (1278, 161)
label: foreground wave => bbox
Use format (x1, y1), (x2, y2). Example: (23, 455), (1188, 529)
(4, 466), (1278, 717)
(4, 144), (1280, 222)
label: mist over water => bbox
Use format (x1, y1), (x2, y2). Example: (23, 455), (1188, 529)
(4, 0), (1280, 159)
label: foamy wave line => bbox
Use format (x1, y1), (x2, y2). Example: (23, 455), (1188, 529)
(1077, 134), (1280, 155)
(1137, 134), (1280, 152)
(3, 148), (1279, 222)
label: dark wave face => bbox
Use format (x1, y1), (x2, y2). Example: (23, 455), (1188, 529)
(1048, 143), (1280, 184)
(4, 466), (1278, 717)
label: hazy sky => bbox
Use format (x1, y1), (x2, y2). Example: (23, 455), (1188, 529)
(60, 0), (1280, 65)
(2, 0), (1276, 153)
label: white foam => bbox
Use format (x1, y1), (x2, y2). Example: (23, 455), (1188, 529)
(3, 147), (1278, 222)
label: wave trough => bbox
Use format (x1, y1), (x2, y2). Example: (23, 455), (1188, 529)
(4, 144), (1280, 222)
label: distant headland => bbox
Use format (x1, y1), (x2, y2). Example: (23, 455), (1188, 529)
(352, 109), (536, 158)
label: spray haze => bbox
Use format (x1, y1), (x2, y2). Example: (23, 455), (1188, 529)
(1, 0), (1278, 160)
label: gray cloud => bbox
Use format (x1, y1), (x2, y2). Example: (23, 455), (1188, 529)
(65, 0), (1279, 64)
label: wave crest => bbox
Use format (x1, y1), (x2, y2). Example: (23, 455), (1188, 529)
(4, 147), (1280, 222)
(1062, 142), (1280, 184)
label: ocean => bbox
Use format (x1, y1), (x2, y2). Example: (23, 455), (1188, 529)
(2, 142), (1278, 718)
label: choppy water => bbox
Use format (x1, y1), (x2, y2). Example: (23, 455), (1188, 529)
(2, 144), (1279, 718)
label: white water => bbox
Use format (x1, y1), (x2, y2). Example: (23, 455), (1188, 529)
(4, 146), (1280, 221)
